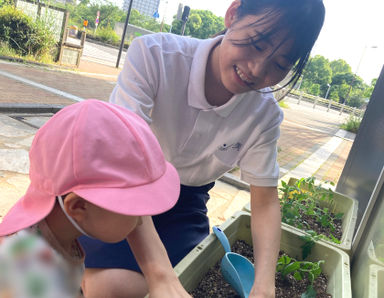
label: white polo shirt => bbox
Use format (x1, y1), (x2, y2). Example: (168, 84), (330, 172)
(110, 33), (283, 187)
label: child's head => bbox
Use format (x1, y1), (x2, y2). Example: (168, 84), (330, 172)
(0, 100), (180, 240)
(54, 193), (142, 243)
(218, 0), (325, 93)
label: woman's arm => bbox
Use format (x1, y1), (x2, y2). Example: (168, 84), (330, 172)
(248, 185), (281, 298)
(126, 216), (191, 297)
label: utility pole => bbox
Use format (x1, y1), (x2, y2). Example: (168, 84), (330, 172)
(180, 6), (190, 36)
(116, 0), (134, 68)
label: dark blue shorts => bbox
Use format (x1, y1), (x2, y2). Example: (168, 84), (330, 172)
(78, 183), (215, 272)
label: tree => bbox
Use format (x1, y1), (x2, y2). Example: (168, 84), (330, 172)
(330, 59), (351, 75)
(171, 9), (224, 39)
(302, 55), (332, 97)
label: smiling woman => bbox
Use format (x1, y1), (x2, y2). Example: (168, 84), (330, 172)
(80, 1), (326, 297)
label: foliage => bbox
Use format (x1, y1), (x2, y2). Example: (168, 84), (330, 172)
(66, 0), (125, 30)
(330, 59), (351, 75)
(276, 254), (324, 296)
(279, 177), (343, 243)
(94, 26), (119, 44)
(302, 55), (332, 96)
(340, 115), (361, 133)
(299, 230), (321, 260)
(300, 54), (375, 107)
(0, 5), (56, 59)
(171, 9), (225, 39)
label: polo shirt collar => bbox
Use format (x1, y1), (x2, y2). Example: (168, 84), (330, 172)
(187, 35), (244, 118)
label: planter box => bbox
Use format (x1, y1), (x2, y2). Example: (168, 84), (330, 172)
(243, 177), (358, 255)
(367, 264), (384, 298)
(175, 211), (352, 297)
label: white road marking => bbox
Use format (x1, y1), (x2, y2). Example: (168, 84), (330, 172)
(0, 70), (84, 102)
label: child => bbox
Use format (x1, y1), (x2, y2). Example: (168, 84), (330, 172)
(79, 0), (326, 297)
(0, 100), (183, 297)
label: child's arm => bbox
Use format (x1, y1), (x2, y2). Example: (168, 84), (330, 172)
(126, 216), (191, 298)
(249, 185), (281, 298)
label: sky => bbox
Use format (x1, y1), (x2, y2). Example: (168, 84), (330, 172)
(152, 0), (384, 84)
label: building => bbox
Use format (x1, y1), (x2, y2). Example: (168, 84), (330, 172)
(123, 0), (160, 18)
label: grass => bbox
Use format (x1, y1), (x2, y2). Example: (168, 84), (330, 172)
(340, 115), (361, 134)
(0, 42), (56, 65)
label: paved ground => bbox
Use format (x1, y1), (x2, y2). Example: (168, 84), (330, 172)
(0, 45), (356, 228)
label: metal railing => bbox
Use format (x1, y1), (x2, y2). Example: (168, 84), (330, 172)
(276, 87), (366, 118)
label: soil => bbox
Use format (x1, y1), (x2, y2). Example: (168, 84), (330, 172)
(300, 211), (343, 241)
(190, 240), (331, 298)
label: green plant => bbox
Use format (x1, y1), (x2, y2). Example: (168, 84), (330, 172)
(276, 254), (325, 297)
(0, 5), (56, 59)
(95, 26), (119, 45)
(340, 115), (361, 133)
(279, 177), (343, 243)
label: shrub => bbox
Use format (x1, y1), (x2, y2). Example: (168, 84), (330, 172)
(0, 5), (56, 58)
(340, 115), (361, 133)
(95, 26), (120, 45)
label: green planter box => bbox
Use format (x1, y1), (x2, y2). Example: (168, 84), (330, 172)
(243, 177), (358, 255)
(174, 211), (352, 297)
(367, 265), (384, 298)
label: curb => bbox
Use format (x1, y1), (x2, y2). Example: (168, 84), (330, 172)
(0, 103), (66, 114)
(0, 55), (75, 71)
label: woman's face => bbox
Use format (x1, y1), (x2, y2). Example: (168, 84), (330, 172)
(217, 11), (295, 95)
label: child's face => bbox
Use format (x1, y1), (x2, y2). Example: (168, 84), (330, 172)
(82, 202), (141, 243)
(218, 13), (294, 94)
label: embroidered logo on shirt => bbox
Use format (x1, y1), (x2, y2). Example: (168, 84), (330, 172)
(218, 142), (242, 152)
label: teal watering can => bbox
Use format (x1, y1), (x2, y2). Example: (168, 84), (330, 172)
(213, 226), (255, 298)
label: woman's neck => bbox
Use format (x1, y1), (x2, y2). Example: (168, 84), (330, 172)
(205, 42), (234, 106)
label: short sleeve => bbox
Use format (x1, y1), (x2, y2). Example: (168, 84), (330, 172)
(239, 107), (283, 187)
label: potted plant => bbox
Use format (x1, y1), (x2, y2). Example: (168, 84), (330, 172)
(174, 211), (352, 297)
(244, 177), (358, 255)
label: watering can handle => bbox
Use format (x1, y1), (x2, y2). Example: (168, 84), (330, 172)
(213, 226), (231, 253)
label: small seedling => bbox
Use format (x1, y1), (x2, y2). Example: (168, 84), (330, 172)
(279, 177), (344, 244)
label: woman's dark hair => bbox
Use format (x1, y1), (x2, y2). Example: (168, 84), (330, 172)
(218, 0), (325, 96)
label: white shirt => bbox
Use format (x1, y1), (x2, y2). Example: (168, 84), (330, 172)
(110, 33), (283, 187)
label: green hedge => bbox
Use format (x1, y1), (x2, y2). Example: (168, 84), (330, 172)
(0, 5), (56, 58)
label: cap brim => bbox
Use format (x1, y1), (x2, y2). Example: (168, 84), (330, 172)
(0, 185), (55, 236)
(74, 161), (180, 216)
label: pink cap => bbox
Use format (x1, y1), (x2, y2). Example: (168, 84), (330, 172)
(0, 100), (180, 236)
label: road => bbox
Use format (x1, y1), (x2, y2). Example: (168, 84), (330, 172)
(68, 37), (127, 68)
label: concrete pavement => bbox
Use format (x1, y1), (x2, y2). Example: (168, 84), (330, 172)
(0, 55), (355, 227)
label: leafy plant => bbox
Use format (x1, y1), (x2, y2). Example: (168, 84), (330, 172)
(276, 253), (325, 296)
(340, 115), (361, 133)
(279, 177), (343, 243)
(300, 230), (321, 260)
(95, 26), (119, 44)
(0, 5), (56, 59)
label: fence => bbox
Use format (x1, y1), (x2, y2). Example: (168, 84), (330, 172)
(276, 87), (366, 118)
(14, 0), (68, 43)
